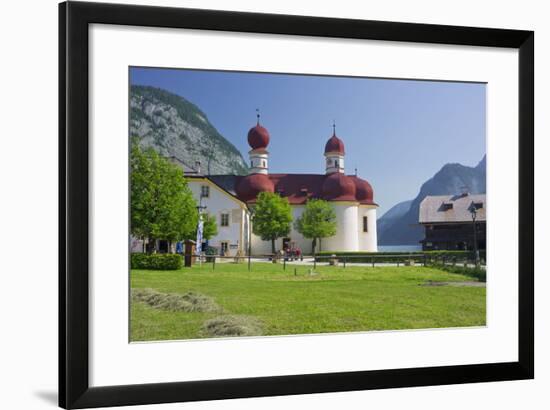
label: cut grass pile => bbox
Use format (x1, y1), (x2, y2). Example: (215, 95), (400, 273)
(132, 288), (220, 313)
(201, 315), (264, 338)
(130, 263), (486, 341)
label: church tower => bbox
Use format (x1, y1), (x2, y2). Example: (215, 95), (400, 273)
(247, 110), (270, 175)
(324, 123), (345, 174)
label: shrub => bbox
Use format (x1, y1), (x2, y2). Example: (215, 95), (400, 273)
(131, 253), (182, 270)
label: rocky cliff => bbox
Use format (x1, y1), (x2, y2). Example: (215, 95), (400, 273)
(130, 85), (249, 175)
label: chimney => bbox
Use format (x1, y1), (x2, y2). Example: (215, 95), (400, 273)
(195, 161), (201, 175)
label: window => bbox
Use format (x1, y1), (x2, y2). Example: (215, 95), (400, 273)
(363, 216), (368, 232)
(335, 159), (339, 168)
(262, 160), (266, 167)
(473, 202), (483, 209)
(221, 213), (229, 227)
(220, 242), (229, 255)
(200, 185), (209, 198)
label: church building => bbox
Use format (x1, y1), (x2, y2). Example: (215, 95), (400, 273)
(186, 116), (379, 256)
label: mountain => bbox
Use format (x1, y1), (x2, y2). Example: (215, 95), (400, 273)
(130, 85), (249, 175)
(378, 155), (486, 245)
(377, 200), (413, 237)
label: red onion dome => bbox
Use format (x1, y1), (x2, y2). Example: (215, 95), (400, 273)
(236, 173), (275, 202)
(247, 124), (270, 150)
(322, 173), (356, 201)
(353, 177), (374, 201)
(324, 134), (345, 155)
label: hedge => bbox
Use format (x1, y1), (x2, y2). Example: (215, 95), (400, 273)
(131, 253), (183, 270)
(315, 252), (425, 264)
(315, 250), (486, 264)
(428, 263), (486, 282)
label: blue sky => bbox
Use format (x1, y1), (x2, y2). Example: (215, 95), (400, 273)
(130, 67), (486, 216)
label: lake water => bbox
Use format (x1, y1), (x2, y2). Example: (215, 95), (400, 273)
(378, 245), (422, 252)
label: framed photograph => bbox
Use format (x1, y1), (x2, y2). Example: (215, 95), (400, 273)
(59, 1), (534, 408)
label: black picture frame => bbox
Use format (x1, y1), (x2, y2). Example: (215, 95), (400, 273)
(59, 1), (534, 408)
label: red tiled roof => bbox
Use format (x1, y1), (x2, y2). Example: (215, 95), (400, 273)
(229, 173), (376, 205)
(321, 172), (357, 201)
(235, 173), (275, 202)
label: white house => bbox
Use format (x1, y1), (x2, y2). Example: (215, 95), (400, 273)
(186, 175), (249, 256)
(185, 118), (378, 256)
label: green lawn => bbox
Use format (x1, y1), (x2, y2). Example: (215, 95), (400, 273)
(130, 263), (486, 341)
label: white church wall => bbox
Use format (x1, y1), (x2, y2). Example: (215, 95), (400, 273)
(250, 233), (273, 255)
(358, 206), (378, 252)
(250, 203), (378, 255)
(188, 179), (246, 256)
(322, 203), (359, 252)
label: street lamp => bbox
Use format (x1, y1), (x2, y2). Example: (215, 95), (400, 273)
(247, 207), (255, 271)
(468, 201), (480, 267)
(195, 193), (207, 259)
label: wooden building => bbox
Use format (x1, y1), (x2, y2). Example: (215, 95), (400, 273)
(419, 193), (486, 251)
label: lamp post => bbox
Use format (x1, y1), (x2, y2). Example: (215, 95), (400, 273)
(468, 201), (480, 267)
(247, 207), (254, 271)
(195, 193), (207, 264)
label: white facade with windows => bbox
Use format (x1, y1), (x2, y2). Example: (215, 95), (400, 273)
(187, 177), (248, 256)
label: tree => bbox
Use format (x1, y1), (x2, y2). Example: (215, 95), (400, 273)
(130, 143), (198, 252)
(294, 199), (337, 255)
(197, 213), (218, 241)
(252, 192), (293, 254)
